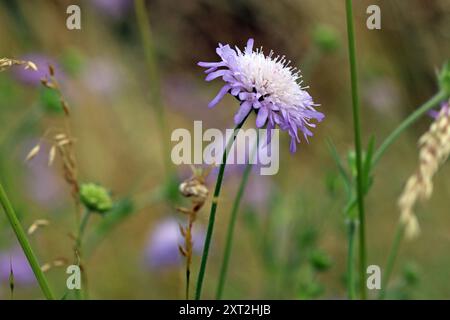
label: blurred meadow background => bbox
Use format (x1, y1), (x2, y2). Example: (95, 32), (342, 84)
(0, 0), (450, 299)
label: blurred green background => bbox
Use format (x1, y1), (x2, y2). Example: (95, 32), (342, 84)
(0, 0), (449, 299)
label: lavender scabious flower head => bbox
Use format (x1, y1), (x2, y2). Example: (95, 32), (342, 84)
(198, 38), (324, 153)
(144, 219), (205, 269)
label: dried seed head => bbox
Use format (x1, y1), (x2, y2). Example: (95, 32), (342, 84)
(0, 58), (38, 72)
(41, 263), (52, 273)
(41, 258), (67, 273)
(398, 103), (450, 239)
(27, 219), (50, 235)
(48, 146), (56, 166)
(179, 180), (209, 204)
(25, 144), (41, 162)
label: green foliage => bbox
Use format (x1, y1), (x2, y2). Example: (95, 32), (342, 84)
(298, 280), (325, 299)
(309, 249), (333, 272)
(438, 61), (450, 95)
(39, 87), (63, 114)
(61, 48), (85, 77)
(402, 262), (420, 286)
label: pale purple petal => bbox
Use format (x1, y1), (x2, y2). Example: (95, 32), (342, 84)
(208, 84), (231, 108)
(234, 101), (252, 124)
(245, 38), (254, 54)
(256, 107), (269, 128)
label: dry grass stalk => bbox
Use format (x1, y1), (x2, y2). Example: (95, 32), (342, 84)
(177, 165), (211, 299)
(41, 258), (68, 273)
(398, 103), (450, 239)
(27, 219), (50, 235)
(0, 58), (37, 72)
(26, 66), (81, 213)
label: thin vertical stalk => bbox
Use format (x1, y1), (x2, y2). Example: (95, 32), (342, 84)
(216, 141), (257, 299)
(379, 224), (405, 300)
(74, 209), (91, 300)
(345, 0), (367, 299)
(0, 181), (55, 300)
(76, 210), (91, 251)
(195, 116), (249, 300)
(134, 0), (170, 173)
(347, 219), (357, 300)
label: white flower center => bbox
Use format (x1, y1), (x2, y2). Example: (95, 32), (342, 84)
(235, 51), (305, 109)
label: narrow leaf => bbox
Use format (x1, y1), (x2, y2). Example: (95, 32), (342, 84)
(326, 138), (351, 192)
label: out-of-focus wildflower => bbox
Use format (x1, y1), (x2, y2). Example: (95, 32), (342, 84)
(92, 0), (132, 20)
(312, 25), (340, 53)
(243, 175), (272, 212)
(163, 75), (217, 123)
(198, 38), (324, 153)
(80, 183), (113, 213)
(81, 59), (122, 97)
(0, 247), (35, 286)
(23, 140), (64, 209)
(144, 219), (205, 269)
(398, 102), (450, 239)
(12, 54), (61, 86)
(364, 78), (401, 115)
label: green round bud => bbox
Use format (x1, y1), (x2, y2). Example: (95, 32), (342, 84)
(402, 263), (420, 286)
(80, 183), (113, 213)
(309, 249), (333, 272)
(312, 25), (340, 53)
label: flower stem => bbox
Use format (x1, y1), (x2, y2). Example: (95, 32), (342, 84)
(76, 210), (91, 249)
(0, 181), (55, 300)
(379, 223), (405, 300)
(372, 90), (448, 166)
(345, 0), (367, 300)
(195, 116), (249, 300)
(75, 209), (91, 300)
(347, 219), (357, 300)
(216, 144), (256, 299)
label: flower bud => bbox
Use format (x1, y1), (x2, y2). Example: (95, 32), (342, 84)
(80, 183), (113, 213)
(312, 25), (340, 54)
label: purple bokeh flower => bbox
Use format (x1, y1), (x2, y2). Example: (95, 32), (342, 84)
(92, 0), (132, 19)
(243, 175), (272, 212)
(144, 219), (205, 269)
(363, 78), (401, 115)
(22, 139), (64, 209)
(81, 59), (121, 97)
(13, 54), (61, 87)
(163, 75), (219, 123)
(429, 101), (449, 119)
(198, 38), (324, 153)
(0, 247), (35, 286)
